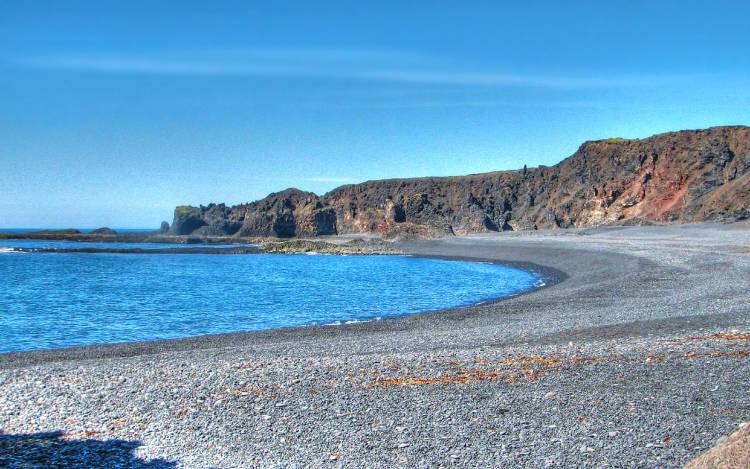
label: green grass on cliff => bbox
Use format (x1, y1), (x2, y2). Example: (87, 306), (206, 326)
(175, 205), (194, 217)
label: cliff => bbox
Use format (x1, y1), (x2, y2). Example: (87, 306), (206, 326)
(169, 126), (750, 238)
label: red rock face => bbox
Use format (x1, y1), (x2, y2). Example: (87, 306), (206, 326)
(171, 126), (750, 238)
(570, 126), (750, 224)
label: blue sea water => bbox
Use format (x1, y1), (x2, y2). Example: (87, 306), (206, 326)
(0, 228), (154, 234)
(0, 239), (255, 251)
(0, 241), (540, 353)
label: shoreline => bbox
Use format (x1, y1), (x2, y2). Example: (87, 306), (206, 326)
(0, 254), (565, 369)
(0, 235), (402, 255)
(2, 223), (749, 467)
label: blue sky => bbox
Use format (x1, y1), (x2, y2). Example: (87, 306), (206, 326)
(2, 1), (749, 228)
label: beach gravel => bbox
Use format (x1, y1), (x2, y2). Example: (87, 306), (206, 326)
(1, 223), (749, 467)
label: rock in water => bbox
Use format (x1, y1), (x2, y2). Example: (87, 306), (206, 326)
(91, 227), (117, 235)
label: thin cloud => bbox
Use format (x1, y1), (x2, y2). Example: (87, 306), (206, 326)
(8, 47), (699, 89)
(323, 99), (609, 110)
(302, 176), (356, 183)
(218, 174), (357, 185)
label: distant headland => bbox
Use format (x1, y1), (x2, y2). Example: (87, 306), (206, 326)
(165, 125), (749, 239)
(2, 125), (748, 243)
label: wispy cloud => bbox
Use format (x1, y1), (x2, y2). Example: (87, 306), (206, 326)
(323, 99), (610, 110)
(212, 174), (358, 186)
(302, 176), (356, 183)
(8, 47), (698, 89)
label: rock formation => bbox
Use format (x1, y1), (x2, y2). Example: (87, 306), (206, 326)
(169, 126), (750, 238)
(91, 227), (117, 235)
(685, 422), (749, 469)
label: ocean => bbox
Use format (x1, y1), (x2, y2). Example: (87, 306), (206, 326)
(0, 239), (540, 353)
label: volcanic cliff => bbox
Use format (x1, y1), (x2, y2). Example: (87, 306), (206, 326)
(168, 126), (750, 238)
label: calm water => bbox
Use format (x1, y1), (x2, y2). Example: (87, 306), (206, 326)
(0, 239), (256, 251)
(0, 228), (154, 234)
(0, 242), (540, 353)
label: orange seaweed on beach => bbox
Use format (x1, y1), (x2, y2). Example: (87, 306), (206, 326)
(371, 350), (750, 388)
(225, 386), (264, 397)
(688, 332), (750, 341)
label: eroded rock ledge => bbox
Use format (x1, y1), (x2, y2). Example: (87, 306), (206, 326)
(168, 126), (750, 239)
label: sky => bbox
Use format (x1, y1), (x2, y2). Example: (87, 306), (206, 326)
(1, 1), (749, 228)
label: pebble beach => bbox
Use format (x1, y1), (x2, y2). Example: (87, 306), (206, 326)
(1, 223), (749, 467)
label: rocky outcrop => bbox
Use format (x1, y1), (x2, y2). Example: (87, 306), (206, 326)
(685, 422), (749, 469)
(170, 126), (750, 238)
(169, 188), (336, 238)
(91, 227), (117, 235)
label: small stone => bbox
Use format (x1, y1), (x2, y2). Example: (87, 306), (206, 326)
(543, 391), (556, 400)
(398, 443), (410, 448)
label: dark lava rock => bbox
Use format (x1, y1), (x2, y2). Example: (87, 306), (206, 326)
(167, 126), (750, 238)
(91, 227), (117, 235)
(168, 206), (208, 236)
